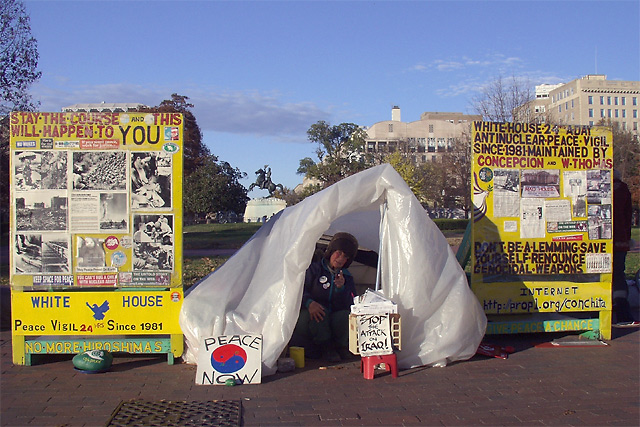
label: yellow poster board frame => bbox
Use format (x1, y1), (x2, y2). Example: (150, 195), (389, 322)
(9, 111), (185, 364)
(471, 122), (613, 339)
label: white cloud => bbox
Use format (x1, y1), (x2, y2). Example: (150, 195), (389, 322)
(436, 79), (484, 98)
(31, 82), (163, 113)
(30, 82), (330, 140)
(407, 51), (570, 101)
(410, 52), (525, 74)
(409, 64), (428, 72)
(433, 60), (464, 71)
(436, 70), (569, 99)
(189, 90), (328, 137)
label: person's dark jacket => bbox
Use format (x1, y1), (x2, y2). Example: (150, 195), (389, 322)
(302, 258), (356, 313)
(613, 177), (632, 252)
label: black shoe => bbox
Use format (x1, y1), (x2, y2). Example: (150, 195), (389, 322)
(321, 348), (341, 363)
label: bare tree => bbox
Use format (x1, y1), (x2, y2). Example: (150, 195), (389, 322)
(441, 128), (473, 218)
(416, 160), (447, 210)
(601, 119), (640, 209)
(471, 75), (534, 122)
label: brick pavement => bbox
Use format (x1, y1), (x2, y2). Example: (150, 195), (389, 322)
(1, 326), (638, 426)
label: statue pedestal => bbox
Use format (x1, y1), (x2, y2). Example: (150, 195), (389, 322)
(243, 197), (286, 223)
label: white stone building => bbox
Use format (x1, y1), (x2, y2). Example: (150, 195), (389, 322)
(364, 107), (482, 164)
(520, 75), (640, 135)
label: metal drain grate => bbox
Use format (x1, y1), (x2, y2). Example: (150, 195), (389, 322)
(106, 399), (241, 426)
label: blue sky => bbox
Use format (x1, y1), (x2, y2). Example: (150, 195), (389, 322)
(25, 0), (640, 197)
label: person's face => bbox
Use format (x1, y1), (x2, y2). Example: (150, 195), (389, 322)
(329, 250), (349, 270)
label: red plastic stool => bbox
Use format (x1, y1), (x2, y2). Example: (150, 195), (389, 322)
(360, 353), (398, 379)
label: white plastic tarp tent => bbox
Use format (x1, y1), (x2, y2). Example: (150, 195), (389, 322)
(179, 164), (487, 375)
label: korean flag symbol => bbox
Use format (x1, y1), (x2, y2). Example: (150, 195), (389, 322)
(211, 344), (247, 373)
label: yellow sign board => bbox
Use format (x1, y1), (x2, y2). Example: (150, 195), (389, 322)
(471, 122), (613, 318)
(9, 111), (184, 289)
(9, 111), (186, 364)
(12, 290), (183, 336)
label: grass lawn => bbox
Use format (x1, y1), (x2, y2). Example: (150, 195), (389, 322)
(183, 222), (262, 250)
(181, 222), (263, 288)
(183, 256), (230, 289)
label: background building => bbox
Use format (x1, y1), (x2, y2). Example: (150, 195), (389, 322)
(525, 83), (564, 119)
(521, 75), (640, 135)
(365, 107), (482, 164)
(61, 102), (147, 112)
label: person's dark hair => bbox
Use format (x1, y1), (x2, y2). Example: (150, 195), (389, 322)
(324, 232), (358, 268)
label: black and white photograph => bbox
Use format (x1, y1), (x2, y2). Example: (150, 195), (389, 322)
(15, 192), (67, 231)
(14, 151), (42, 191)
(521, 169), (559, 186)
(42, 234), (70, 273)
(492, 169), (520, 218)
(131, 152), (172, 209)
(587, 204), (613, 240)
(573, 195), (587, 218)
(563, 170), (587, 201)
(520, 169), (560, 198)
(39, 151), (68, 189)
(72, 151), (127, 191)
(586, 169), (612, 204)
(493, 169), (520, 193)
(599, 170), (612, 202)
(586, 170), (601, 190)
(99, 192), (129, 231)
(132, 214), (174, 271)
(14, 233), (42, 274)
(14, 151), (68, 191)
(586, 191), (601, 205)
(76, 236), (106, 268)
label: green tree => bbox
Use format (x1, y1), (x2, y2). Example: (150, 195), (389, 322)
(183, 155), (248, 220)
(296, 157), (315, 176)
(138, 94), (250, 218)
(1, 0), (41, 114)
(299, 121), (372, 189)
(385, 151), (423, 196)
(272, 186), (304, 207)
(1, 0), (41, 234)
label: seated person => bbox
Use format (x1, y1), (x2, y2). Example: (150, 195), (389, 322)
(293, 232), (358, 363)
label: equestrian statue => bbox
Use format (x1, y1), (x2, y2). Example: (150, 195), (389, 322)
(249, 165), (284, 197)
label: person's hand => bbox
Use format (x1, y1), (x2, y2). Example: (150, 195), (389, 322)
(334, 270), (345, 288)
(308, 301), (326, 322)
